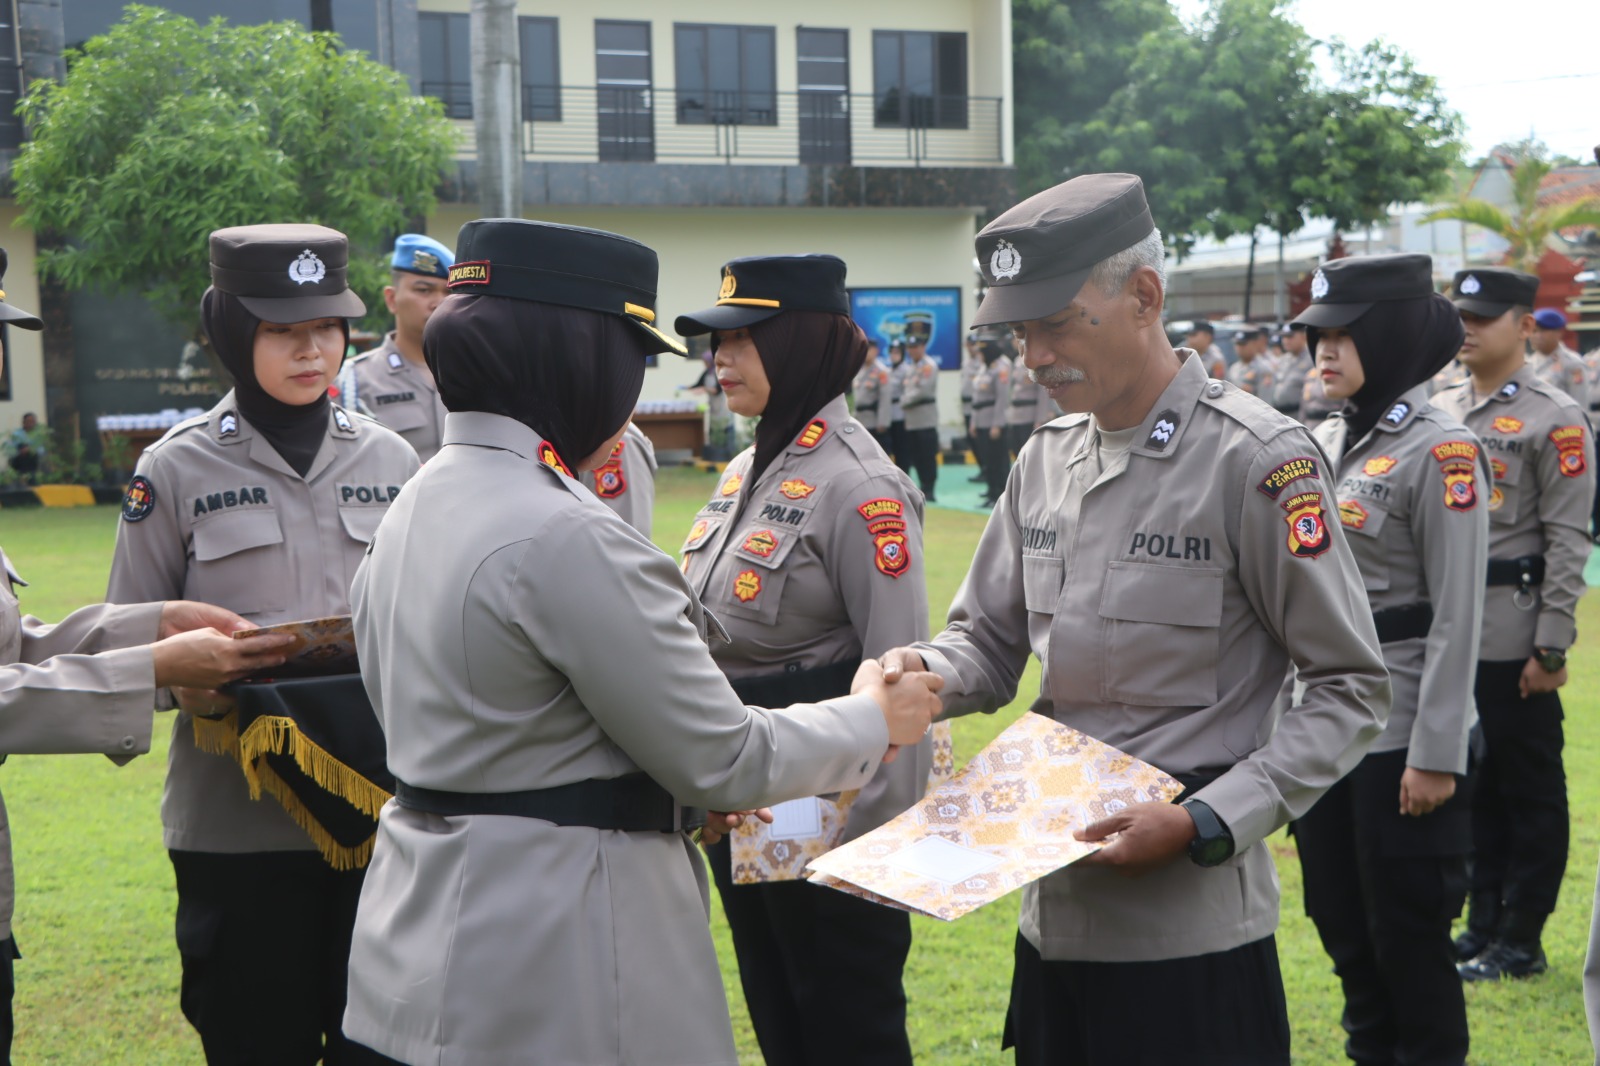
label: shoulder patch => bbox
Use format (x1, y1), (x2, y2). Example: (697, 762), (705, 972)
(122, 475), (156, 523)
(593, 458), (626, 498)
(796, 419), (828, 449)
(1430, 440), (1478, 463)
(872, 524), (912, 578)
(857, 498), (905, 521)
(1550, 425), (1588, 477)
(1493, 416), (1523, 434)
(1363, 456), (1397, 477)
(1257, 456), (1320, 499)
(1282, 491), (1330, 559)
(1431, 441), (1479, 512)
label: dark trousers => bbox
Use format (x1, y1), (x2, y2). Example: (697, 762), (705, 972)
(1590, 426), (1600, 534)
(1006, 421), (1034, 459)
(170, 850), (399, 1066)
(973, 428), (1009, 502)
(1003, 933), (1290, 1065)
(1471, 659), (1569, 918)
(888, 420), (908, 471)
(1296, 748), (1471, 1066)
(708, 839), (912, 1066)
(904, 426), (940, 498)
(870, 428), (893, 456)
(0, 937), (15, 1065)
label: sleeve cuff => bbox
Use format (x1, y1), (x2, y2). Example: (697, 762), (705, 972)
(1190, 770), (1276, 853)
(821, 691), (890, 790)
(1533, 617), (1576, 652)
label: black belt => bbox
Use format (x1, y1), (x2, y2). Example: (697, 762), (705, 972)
(1273, 403), (1299, 414)
(973, 401), (996, 409)
(1010, 398), (1038, 407)
(905, 398), (935, 408)
(1589, 403), (1600, 413)
(1372, 602), (1433, 644)
(395, 773), (704, 833)
(1487, 555), (1545, 588)
(856, 403), (878, 412)
(729, 658), (859, 708)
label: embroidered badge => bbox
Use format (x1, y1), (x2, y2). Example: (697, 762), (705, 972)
(1310, 269), (1330, 301)
(412, 250), (440, 274)
(720, 473), (744, 497)
(1338, 499), (1369, 530)
(1499, 381), (1519, 399)
(1550, 425), (1588, 477)
(593, 460), (626, 498)
(388, 351), (404, 369)
(122, 475), (156, 523)
(538, 441), (573, 477)
(857, 498), (905, 522)
(779, 479), (816, 500)
(448, 261), (491, 287)
(1429, 441), (1479, 512)
(1489, 486), (1505, 511)
(990, 239), (1023, 281)
(733, 569), (762, 603)
(1430, 441), (1478, 464)
(1283, 491), (1330, 559)
(796, 420), (827, 448)
(218, 411), (239, 438)
(873, 526), (912, 578)
(333, 407), (354, 433)
(1147, 409), (1180, 450)
(1493, 417), (1523, 434)
(1363, 456), (1397, 477)
(289, 250), (326, 286)
(1490, 458), (1507, 481)
(1458, 274), (1482, 296)
(685, 518), (711, 548)
(719, 271), (737, 300)
(1257, 456), (1320, 499)
(1383, 402), (1411, 425)
(742, 529), (779, 558)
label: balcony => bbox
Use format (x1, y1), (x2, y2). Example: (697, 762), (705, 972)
(422, 83), (1006, 168)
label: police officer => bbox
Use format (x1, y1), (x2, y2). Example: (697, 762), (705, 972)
(881, 173), (1390, 1065)
(1227, 326), (1276, 398)
(105, 224), (421, 1065)
(339, 221), (941, 1066)
(1290, 254), (1487, 1066)
(1527, 307), (1588, 404)
(969, 327), (1012, 507)
(1269, 323), (1313, 417)
(337, 233), (453, 460)
(852, 338), (894, 453)
(1003, 331), (1046, 456)
(959, 333), (980, 455)
(899, 315), (941, 500)
(587, 421), (656, 536)
(887, 339), (909, 466)
(1186, 320), (1225, 378)
(1433, 267), (1594, 981)
(675, 254), (932, 1066)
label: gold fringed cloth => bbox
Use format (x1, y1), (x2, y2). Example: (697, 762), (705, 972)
(194, 675), (394, 870)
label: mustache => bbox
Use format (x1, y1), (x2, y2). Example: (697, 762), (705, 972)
(1030, 365), (1086, 389)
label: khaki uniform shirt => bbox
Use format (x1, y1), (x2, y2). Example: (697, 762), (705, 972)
(971, 357), (1011, 432)
(1005, 361), (1046, 427)
(852, 358), (893, 432)
(1430, 361), (1468, 396)
(342, 412), (888, 1066)
(589, 422), (656, 537)
(888, 360), (908, 423)
(1226, 355), (1275, 399)
(105, 393), (421, 853)
(337, 333), (448, 461)
(959, 351), (979, 423)
(1528, 346), (1590, 406)
(1312, 388), (1488, 773)
(1271, 352), (1313, 413)
(1198, 344), (1226, 379)
(1434, 373), (1594, 660)
(680, 395), (930, 840)
(913, 351), (1389, 963)
(1581, 347), (1600, 415)
(1, 548), (161, 938)
(901, 355), (940, 430)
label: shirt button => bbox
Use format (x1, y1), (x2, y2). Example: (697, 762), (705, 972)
(121, 736), (137, 751)
(843, 424), (855, 433)
(1207, 382), (1225, 397)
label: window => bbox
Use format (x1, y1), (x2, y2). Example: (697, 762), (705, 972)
(872, 30), (967, 129)
(673, 24), (775, 126)
(520, 17), (560, 121)
(0, 1), (22, 151)
(419, 12), (471, 118)
(595, 20), (653, 162)
(796, 28), (849, 164)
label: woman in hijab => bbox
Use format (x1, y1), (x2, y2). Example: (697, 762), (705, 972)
(1289, 253), (1488, 1066)
(674, 255), (936, 1066)
(106, 225), (420, 1065)
(340, 222), (940, 1066)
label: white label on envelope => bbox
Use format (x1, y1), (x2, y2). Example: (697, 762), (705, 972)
(767, 798), (824, 841)
(884, 836), (1003, 886)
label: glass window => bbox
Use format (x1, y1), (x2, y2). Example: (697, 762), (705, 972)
(872, 30), (967, 129)
(673, 24), (776, 126)
(520, 17), (561, 122)
(595, 20), (654, 162)
(419, 12), (471, 118)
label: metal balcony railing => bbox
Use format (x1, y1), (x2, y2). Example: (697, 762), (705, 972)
(422, 83), (1005, 167)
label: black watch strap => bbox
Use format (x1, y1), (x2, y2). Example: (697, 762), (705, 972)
(1181, 798), (1235, 868)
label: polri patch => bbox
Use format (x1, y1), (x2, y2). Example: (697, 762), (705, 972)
(1282, 491), (1330, 559)
(1363, 456), (1397, 477)
(796, 419), (828, 448)
(122, 475), (156, 523)
(733, 569), (762, 603)
(1493, 417), (1523, 434)
(1258, 456), (1320, 499)
(1550, 425), (1588, 477)
(1489, 486), (1505, 511)
(779, 479), (816, 500)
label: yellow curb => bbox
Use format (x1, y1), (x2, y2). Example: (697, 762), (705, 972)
(32, 484), (96, 508)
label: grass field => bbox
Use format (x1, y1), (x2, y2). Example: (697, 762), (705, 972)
(1, 466), (1595, 1064)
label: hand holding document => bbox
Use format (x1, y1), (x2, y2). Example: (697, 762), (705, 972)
(230, 615), (358, 681)
(805, 712), (1181, 920)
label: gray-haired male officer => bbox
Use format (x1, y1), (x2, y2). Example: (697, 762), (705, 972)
(881, 173), (1390, 1064)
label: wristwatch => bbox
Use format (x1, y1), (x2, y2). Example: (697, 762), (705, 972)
(1535, 647), (1567, 673)
(1181, 798), (1235, 868)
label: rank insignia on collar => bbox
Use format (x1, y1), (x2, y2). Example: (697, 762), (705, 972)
(388, 352), (404, 369)
(1338, 500), (1369, 530)
(779, 479), (816, 500)
(538, 441), (573, 477)
(1499, 381), (1519, 398)
(1258, 456), (1319, 499)
(1147, 409), (1180, 450)
(218, 411), (239, 437)
(733, 569), (762, 603)
(720, 473), (744, 497)
(1363, 456), (1397, 477)
(1282, 491), (1330, 559)
(122, 475), (156, 523)
(333, 407), (354, 433)
(1383, 402), (1411, 425)
(796, 419), (828, 448)
(594, 459), (626, 498)
(741, 529), (779, 558)
(1550, 425), (1588, 477)
(1493, 416), (1523, 434)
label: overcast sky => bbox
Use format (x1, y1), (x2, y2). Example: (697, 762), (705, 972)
(1172, 0), (1600, 162)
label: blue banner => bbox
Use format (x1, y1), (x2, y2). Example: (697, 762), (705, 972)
(849, 287), (964, 371)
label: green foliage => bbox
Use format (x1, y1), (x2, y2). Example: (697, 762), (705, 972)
(1423, 148), (1600, 271)
(11, 5), (456, 334)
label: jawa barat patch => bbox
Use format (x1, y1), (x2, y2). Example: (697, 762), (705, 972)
(1282, 491), (1330, 559)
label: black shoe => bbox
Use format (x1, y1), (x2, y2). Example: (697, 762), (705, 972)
(969, 473), (986, 483)
(1458, 940), (1548, 981)
(1453, 927), (1493, 963)
(1455, 891), (1501, 962)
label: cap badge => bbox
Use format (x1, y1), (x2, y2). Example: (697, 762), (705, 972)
(1459, 275), (1482, 296)
(719, 272), (737, 300)
(1310, 269), (1329, 301)
(990, 239), (1022, 282)
(289, 250), (327, 286)
(412, 250), (439, 273)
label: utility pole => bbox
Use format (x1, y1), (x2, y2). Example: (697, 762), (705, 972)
(472, 0), (522, 219)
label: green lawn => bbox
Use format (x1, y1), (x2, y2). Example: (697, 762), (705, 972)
(1, 468), (1594, 1064)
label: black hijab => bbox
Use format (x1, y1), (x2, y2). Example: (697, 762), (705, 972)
(1308, 292), (1464, 449)
(425, 294), (648, 468)
(728, 310), (868, 490)
(201, 287), (343, 477)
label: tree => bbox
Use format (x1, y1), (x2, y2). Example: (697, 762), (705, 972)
(12, 5), (457, 335)
(1422, 150), (1600, 272)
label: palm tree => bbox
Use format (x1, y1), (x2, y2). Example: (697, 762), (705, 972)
(1422, 153), (1600, 272)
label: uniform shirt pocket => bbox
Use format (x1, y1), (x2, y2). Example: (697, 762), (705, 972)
(1022, 554), (1064, 614)
(188, 509), (289, 616)
(369, 395), (429, 432)
(1335, 499), (1391, 591)
(1099, 562), (1223, 707)
(716, 526), (802, 626)
(1486, 454), (1524, 526)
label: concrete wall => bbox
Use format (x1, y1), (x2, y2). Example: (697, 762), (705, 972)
(0, 205), (44, 434)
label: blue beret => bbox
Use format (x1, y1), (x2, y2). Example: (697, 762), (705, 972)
(391, 233), (454, 278)
(1533, 308), (1567, 330)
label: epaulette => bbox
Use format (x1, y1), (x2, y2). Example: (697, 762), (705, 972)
(1034, 412), (1090, 433)
(1197, 381), (1301, 444)
(1520, 374), (1588, 416)
(140, 413), (213, 456)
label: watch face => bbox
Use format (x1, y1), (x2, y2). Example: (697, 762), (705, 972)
(1192, 835), (1233, 868)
